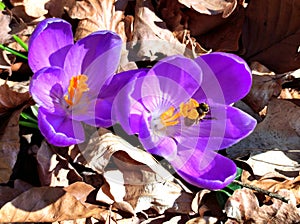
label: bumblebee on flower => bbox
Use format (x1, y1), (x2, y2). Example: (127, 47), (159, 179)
(103, 53), (257, 190)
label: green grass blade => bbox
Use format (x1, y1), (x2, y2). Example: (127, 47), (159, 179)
(0, 1), (5, 10)
(0, 44), (28, 60)
(13, 35), (28, 51)
(19, 121), (39, 129)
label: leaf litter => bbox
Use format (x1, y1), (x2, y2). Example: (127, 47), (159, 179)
(0, 0), (300, 223)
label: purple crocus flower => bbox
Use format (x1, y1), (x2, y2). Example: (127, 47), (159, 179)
(105, 53), (256, 190)
(28, 18), (122, 146)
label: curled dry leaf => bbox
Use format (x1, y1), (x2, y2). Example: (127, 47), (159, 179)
(0, 11), (12, 44)
(178, 0), (238, 18)
(245, 150), (300, 177)
(241, 0), (300, 73)
(225, 188), (300, 223)
(157, 0), (245, 52)
(66, 0), (129, 41)
(36, 141), (82, 187)
(0, 82), (31, 183)
(127, 0), (196, 62)
(242, 170), (300, 205)
(11, 0), (49, 20)
(227, 99), (300, 158)
(78, 129), (194, 215)
(243, 62), (294, 113)
(0, 182), (106, 222)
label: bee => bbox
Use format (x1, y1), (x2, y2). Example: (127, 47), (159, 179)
(180, 99), (210, 126)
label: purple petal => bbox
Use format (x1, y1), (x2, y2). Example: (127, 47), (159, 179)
(193, 52), (252, 105)
(63, 31), (122, 91)
(38, 107), (85, 147)
(172, 149), (237, 190)
(179, 104), (256, 151)
(28, 18), (73, 73)
(29, 67), (68, 115)
(111, 69), (149, 134)
(139, 113), (177, 160)
(141, 56), (202, 111)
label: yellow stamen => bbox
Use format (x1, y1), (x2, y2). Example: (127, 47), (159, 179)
(160, 106), (180, 127)
(64, 74), (89, 107)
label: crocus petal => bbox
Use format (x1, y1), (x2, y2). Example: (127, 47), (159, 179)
(29, 67), (68, 115)
(139, 113), (177, 160)
(38, 107), (85, 147)
(172, 149), (237, 190)
(179, 104), (256, 151)
(111, 69), (149, 134)
(142, 55), (202, 112)
(193, 52), (252, 105)
(63, 31), (122, 91)
(28, 18), (73, 72)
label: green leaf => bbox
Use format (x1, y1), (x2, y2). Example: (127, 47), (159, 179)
(20, 112), (38, 124)
(13, 35), (28, 51)
(0, 44), (28, 60)
(0, 1), (6, 10)
(19, 121), (39, 129)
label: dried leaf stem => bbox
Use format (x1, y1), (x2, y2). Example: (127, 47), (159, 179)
(232, 180), (289, 204)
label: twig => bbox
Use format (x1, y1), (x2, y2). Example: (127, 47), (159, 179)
(232, 180), (289, 203)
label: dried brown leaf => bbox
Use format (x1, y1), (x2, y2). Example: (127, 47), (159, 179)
(77, 129), (193, 215)
(243, 62), (294, 113)
(241, 0), (300, 73)
(0, 11), (12, 44)
(242, 170), (300, 205)
(157, 0), (245, 52)
(127, 0), (196, 62)
(36, 141), (82, 187)
(225, 188), (300, 223)
(66, 0), (128, 41)
(227, 99), (300, 158)
(178, 0), (238, 18)
(0, 182), (106, 222)
(11, 0), (49, 18)
(0, 82), (31, 183)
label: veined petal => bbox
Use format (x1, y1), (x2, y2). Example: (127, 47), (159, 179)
(172, 149), (237, 190)
(179, 104), (256, 151)
(111, 69), (149, 134)
(38, 107), (85, 147)
(64, 31), (122, 91)
(28, 18), (73, 73)
(29, 67), (68, 114)
(139, 113), (177, 161)
(193, 52), (252, 105)
(141, 56), (202, 112)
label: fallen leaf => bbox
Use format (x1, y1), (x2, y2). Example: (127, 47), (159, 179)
(127, 0), (196, 62)
(178, 0), (238, 18)
(243, 62), (294, 113)
(227, 99), (300, 158)
(77, 129), (194, 215)
(242, 170), (300, 205)
(0, 11), (12, 44)
(0, 82), (31, 183)
(0, 182), (107, 222)
(11, 0), (49, 19)
(66, 0), (129, 41)
(245, 150), (300, 177)
(241, 0), (300, 73)
(36, 141), (82, 187)
(225, 188), (300, 223)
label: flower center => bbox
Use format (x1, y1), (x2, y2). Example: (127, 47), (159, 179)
(64, 74), (89, 107)
(154, 98), (209, 130)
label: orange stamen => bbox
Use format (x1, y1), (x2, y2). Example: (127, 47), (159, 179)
(160, 106), (181, 127)
(64, 74), (89, 107)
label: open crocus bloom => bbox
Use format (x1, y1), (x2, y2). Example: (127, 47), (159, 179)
(107, 53), (256, 190)
(29, 18), (122, 146)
